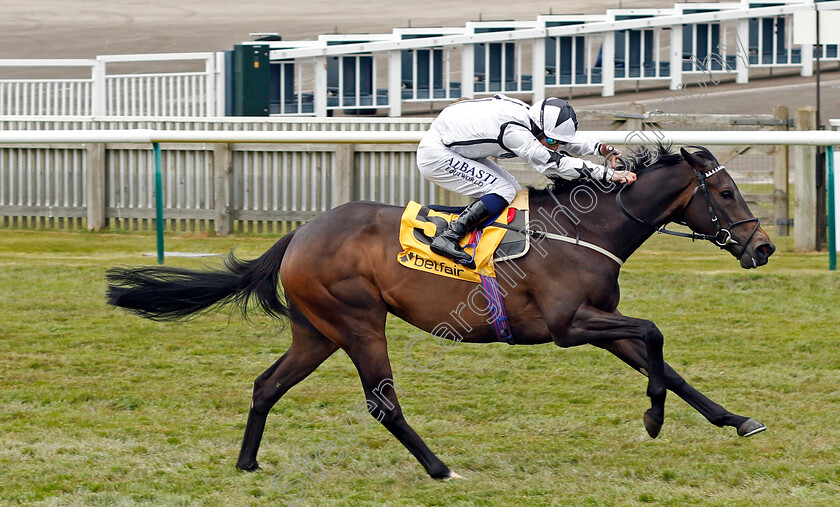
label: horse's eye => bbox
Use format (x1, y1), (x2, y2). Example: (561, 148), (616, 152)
(720, 190), (734, 200)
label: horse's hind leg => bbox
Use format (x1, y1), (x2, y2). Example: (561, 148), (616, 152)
(596, 338), (766, 437)
(344, 335), (455, 480)
(237, 305), (339, 471)
(298, 300), (455, 479)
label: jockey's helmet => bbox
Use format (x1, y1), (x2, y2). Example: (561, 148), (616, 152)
(528, 97), (579, 143)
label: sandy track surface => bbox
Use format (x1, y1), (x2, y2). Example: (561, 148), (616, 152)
(0, 0), (673, 58)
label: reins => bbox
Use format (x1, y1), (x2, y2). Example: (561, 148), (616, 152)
(616, 162), (760, 259)
(495, 154), (761, 268)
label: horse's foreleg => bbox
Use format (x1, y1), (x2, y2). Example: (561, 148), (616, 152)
(564, 306), (666, 438)
(236, 309), (339, 471)
(596, 338), (766, 437)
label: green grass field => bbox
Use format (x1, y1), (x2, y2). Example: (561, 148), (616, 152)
(1, 229), (838, 506)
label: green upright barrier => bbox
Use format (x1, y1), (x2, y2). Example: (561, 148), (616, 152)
(233, 44), (270, 116)
(154, 142), (164, 264)
(828, 145), (836, 271)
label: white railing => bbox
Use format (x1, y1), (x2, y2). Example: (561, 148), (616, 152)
(1, 124), (837, 257)
(0, 115), (435, 132)
(265, 0), (840, 113)
(749, 15), (798, 67)
(2, 1), (840, 118)
(0, 80), (93, 116)
(0, 119), (438, 237)
(4, 128), (840, 145)
(106, 73), (211, 117)
(401, 47), (455, 102)
(1, 126), (837, 259)
(0, 53), (218, 117)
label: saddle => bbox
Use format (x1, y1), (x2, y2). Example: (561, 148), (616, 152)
(397, 189), (530, 283)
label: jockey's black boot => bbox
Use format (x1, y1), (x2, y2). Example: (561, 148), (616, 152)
(430, 199), (492, 264)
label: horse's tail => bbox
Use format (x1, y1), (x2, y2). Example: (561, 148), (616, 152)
(106, 231), (296, 321)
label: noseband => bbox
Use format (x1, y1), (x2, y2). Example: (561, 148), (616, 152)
(617, 163), (760, 259)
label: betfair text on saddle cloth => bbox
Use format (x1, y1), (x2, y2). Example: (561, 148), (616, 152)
(416, 94), (635, 265)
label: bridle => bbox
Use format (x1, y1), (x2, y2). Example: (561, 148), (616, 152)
(617, 161), (761, 259)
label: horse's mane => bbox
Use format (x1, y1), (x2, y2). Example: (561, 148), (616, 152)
(622, 143), (685, 174)
(540, 142), (685, 195)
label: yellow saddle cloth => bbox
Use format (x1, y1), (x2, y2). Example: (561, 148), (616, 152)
(397, 190), (529, 282)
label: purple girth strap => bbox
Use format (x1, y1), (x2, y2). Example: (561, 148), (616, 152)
(464, 229), (514, 344)
(479, 273), (514, 344)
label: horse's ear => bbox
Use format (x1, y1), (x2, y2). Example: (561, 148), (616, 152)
(680, 147), (710, 170)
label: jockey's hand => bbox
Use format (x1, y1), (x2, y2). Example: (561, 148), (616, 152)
(599, 143), (623, 169)
(610, 169), (637, 185)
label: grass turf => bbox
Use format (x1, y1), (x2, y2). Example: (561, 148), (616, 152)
(1, 229), (838, 506)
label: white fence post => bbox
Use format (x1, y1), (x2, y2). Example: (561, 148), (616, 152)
(91, 59), (106, 116)
(388, 50), (402, 117)
(773, 105), (790, 237)
(213, 143), (232, 235)
(215, 51), (226, 117)
(602, 31), (615, 97)
(85, 143), (106, 230)
(736, 19), (750, 84)
(314, 56), (328, 117)
(332, 144), (355, 207)
(531, 37), (546, 104)
(800, 43), (814, 77)
(670, 24), (683, 90)
(461, 45), (475, 99)
(205, 54), (216, 117)
(795, 106), (818, 251)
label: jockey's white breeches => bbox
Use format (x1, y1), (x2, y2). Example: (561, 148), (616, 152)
(416, 130), (521, 204)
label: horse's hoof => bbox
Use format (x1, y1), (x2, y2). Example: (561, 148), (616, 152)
(643, 410), (662, 439)
(442, 471), (464, 481)
(431, 466), (463, 481)
(237, 461), (261, 472)
(737, 418), (766, 437)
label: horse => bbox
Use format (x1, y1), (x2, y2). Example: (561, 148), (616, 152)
(106, 144), (776, 480)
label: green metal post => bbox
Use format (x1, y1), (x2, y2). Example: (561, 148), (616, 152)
(154, 142), (164, 264)
(828, 145), (836, 271)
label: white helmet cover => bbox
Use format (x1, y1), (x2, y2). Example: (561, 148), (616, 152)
(528, 97), (579, 142)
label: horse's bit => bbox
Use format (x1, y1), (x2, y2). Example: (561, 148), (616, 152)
(617, 163), (760, 260)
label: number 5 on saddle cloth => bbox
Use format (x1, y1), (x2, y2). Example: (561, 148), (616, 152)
(396, 190), (531, 344)
(397, 189), (530, 281)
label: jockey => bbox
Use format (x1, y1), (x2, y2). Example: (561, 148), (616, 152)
(416, 94), (636, 264)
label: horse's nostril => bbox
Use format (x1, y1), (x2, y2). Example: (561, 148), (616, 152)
(756, 243), (775, 258)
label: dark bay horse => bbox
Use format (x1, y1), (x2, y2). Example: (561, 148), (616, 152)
(106, 145), (775, 480)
